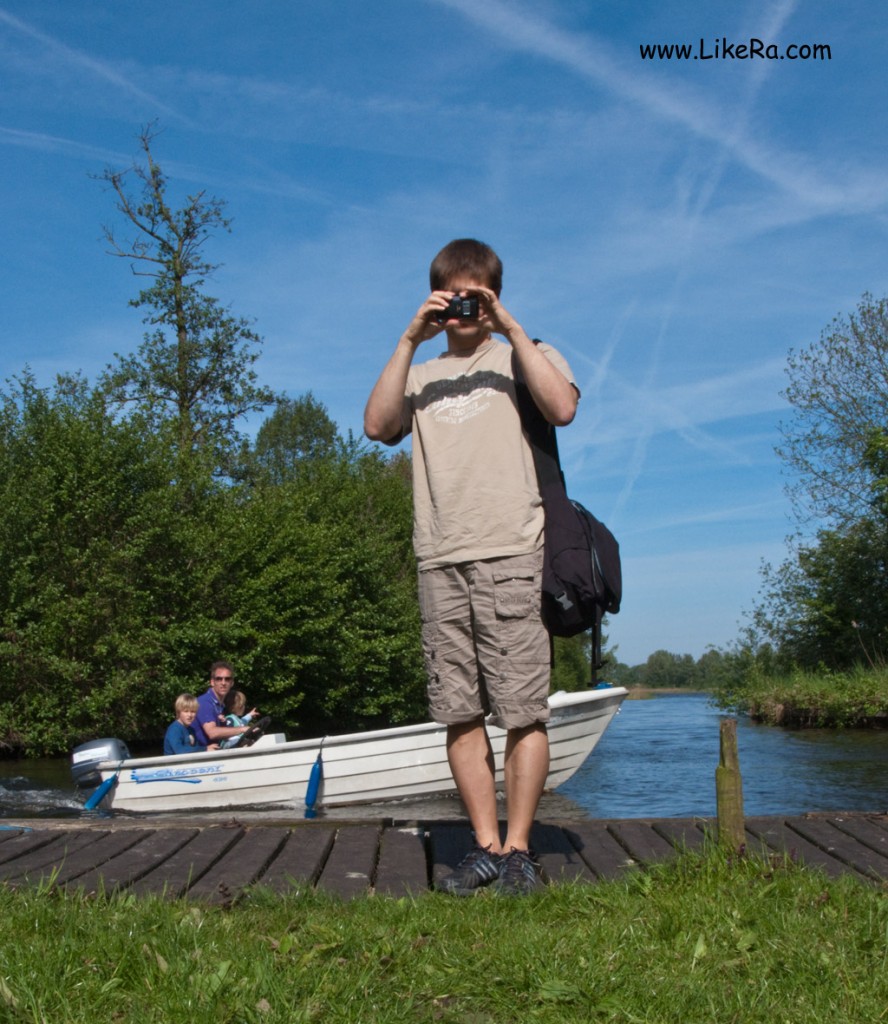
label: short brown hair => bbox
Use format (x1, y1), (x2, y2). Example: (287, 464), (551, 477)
(429, 239), (503, 296)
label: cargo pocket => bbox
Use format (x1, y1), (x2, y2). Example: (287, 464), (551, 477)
(490, 556), (548, 668)
(493, 565), (537, 640)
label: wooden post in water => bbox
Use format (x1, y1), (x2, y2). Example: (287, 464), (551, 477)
(716, 717), (745, 851)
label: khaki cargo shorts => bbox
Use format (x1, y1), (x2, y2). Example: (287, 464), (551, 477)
(417, 550), (551, 730)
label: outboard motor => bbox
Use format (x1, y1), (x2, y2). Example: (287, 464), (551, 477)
(71, 738), (131, 789)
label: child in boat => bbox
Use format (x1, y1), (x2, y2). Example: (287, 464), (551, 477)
(164, 694), (220, 755)
(218, 689), (260, 748)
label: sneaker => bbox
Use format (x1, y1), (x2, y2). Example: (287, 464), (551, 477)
(491, 848), (542, 896)
(436, 844), (502, 896)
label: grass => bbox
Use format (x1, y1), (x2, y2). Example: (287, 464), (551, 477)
(723, 665), (888, 727)
(1, 848), (886, 1023)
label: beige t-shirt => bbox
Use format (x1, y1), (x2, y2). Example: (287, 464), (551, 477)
(399, 338), (576, 569)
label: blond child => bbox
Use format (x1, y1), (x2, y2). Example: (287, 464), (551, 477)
(163, 693), (220, 755)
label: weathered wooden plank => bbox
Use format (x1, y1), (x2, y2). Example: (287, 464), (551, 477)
(128, 826), (245, 898)
(787, 817), (888, 882)
(0, 829), (67, 867)
(50, 830), (152, 887)
(563, 822), (638, 880)
(254, 826), (336, 892)
(2, 814), (886, 900)
(826, 814), (888, 862)
(73, 829), (201, 895)
(744, 817), (862, 880)
(316, 825), (381, 899)
(609, 820), (681, 865)
(652, 818), (710, 853)
(375, 825), (429, 896)
(0, 827), (29, 844)
(187, 827), (290, 904)
(531, 822), (597, 884)
(1, 830), (111, 883)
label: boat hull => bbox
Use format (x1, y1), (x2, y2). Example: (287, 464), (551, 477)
(83, 688), (626, 813)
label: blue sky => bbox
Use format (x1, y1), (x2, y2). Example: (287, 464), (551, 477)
(2, 1), (887, 667)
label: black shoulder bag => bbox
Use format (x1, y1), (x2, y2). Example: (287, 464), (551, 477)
(513, 346), (622, 673)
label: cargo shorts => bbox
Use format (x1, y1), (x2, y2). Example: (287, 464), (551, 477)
(417, 550), (551, 730)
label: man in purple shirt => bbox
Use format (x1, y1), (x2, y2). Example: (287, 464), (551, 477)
(193, 661), (253, 747)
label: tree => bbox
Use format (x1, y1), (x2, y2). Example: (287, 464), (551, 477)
(218, 442), (425, 735)
(746, 292), (888, 669)
(864, 426), (888, 518)
(97, 124), (275, 473)
(750, 522), (888, 670)
(777, 292), (888, 529)
(0, 372), (228, 754)
(637, 650), (699, 689)
(0, 373), (426, 754)
(550, 625), (619, 691)
(247, 392), (339, 485)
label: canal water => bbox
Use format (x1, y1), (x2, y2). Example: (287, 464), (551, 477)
(1, 692), (886, 821)
(557, 692), (888, 819)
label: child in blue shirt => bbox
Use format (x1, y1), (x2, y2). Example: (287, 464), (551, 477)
(164, 694), (220, 755)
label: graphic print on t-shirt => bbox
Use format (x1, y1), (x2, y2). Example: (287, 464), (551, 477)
(416, 369), (508, 426)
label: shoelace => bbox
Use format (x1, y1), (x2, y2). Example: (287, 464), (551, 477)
(499, 850), (537, 883)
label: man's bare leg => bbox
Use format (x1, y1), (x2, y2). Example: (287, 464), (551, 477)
(501, 723), (549, 852)
(446, 718), (501, 853)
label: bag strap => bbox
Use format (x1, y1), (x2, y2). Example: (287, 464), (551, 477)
(514, 345), (602, 680)
(511, 342), (566, 495)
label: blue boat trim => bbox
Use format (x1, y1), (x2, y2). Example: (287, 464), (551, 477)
(130, 764), (226, 785)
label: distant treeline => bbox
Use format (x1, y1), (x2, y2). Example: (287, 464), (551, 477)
(605, 649), (741, 692)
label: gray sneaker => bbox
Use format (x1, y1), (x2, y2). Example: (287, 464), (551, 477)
(490, 848), (542, 895)
(436, 845), (502, 896)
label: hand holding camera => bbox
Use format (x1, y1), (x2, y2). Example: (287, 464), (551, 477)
(406, 284), (519, 351)
(432, 293), (480, 324)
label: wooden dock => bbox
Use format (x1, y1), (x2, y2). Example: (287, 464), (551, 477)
(1, 812), (886, 903)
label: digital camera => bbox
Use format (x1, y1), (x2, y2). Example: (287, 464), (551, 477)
(434, 294), (479, 323)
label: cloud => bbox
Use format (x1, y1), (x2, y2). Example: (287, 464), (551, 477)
(573, 357), (787, 449)
(0, 124), (124, 163)
(0, 6), (188, 124)
(432, 0), (888, 214)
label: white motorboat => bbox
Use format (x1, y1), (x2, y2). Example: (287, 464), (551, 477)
(71, 686), (626, 814)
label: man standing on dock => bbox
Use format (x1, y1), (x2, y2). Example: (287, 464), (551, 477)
(364, 239), (578, 895)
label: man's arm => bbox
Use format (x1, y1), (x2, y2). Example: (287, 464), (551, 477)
(474, 286), (578, 426)
(364, 294), (450, 441)
(202, 718), (250, 743)
(363, 336), (417, 442)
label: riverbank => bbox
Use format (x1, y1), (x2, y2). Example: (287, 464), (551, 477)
(719, 665), (888, 728)
(1, 830), (885, 1023)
